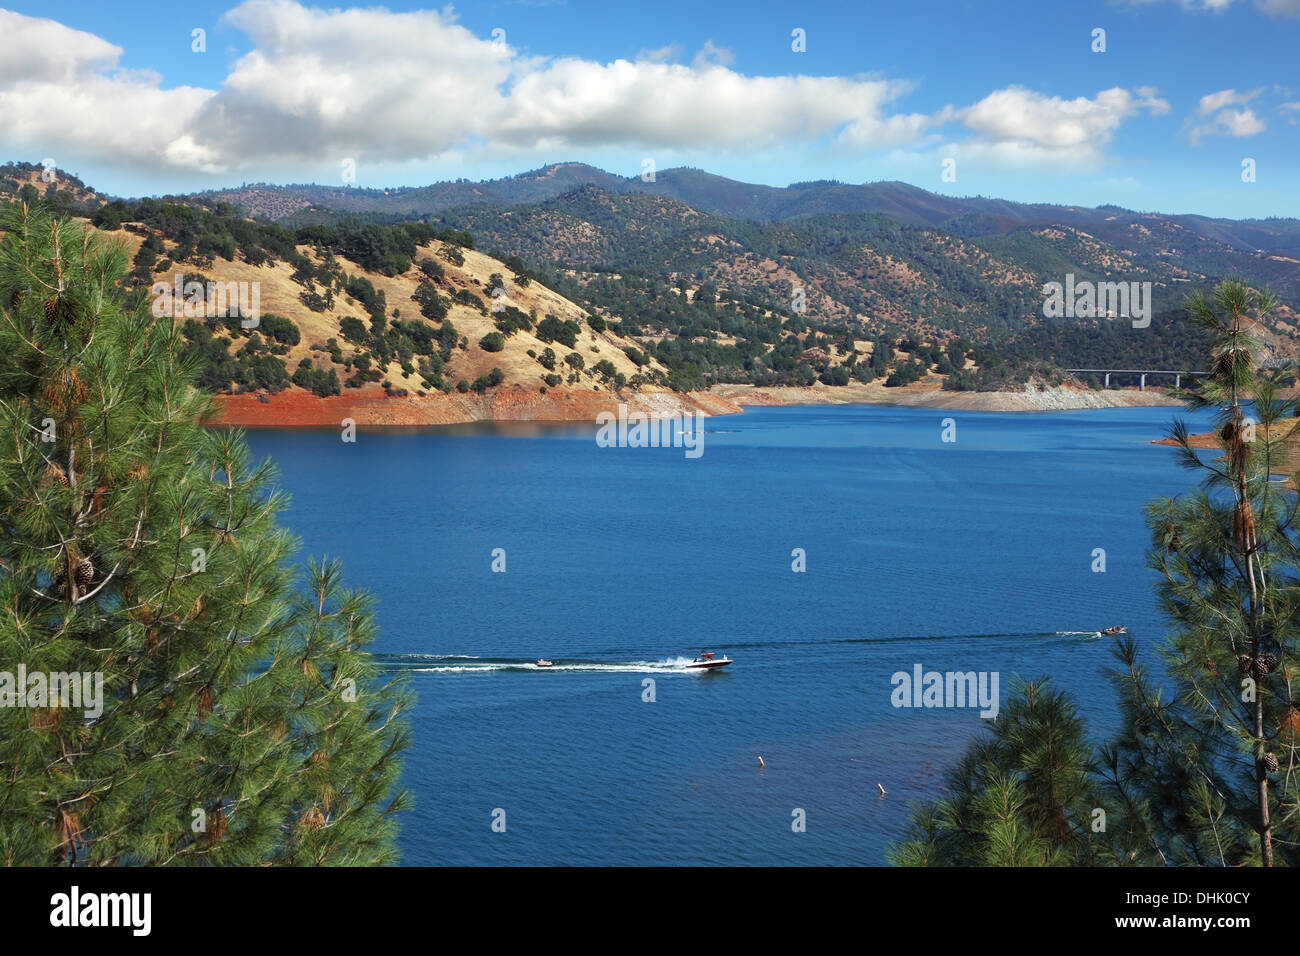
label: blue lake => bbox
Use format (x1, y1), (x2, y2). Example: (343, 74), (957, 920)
(244, 402), (1216, 865)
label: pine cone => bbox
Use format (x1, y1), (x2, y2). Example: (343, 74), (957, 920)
(1257, 652), (1279, 675)
(43, 295), (77, 326)
(1263, 752), (1279, 773)
(1238, 654), (1253, 675)
(41, 463), (69, 488)
(74, 558), (94, 586)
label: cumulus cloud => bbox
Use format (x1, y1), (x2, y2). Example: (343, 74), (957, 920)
(1187, 89), (1268, 143)
(0, 10), (217, 171)
(957, 86), (1170, 163)
(0, 1), (1174, 178)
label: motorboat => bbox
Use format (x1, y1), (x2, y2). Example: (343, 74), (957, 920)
(1099, 625), (1127, 636)
(687, 651), (732, 670)
(536, 659), (554, 667)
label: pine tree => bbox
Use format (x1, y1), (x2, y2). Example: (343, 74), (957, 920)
(892, 279), (1300, 867)
(889, 679), (1098, 866)
(1105, 278), (1297, 866)
(0, 202), (411, 864)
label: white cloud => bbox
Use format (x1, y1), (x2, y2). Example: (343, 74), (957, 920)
(0, 1), (1176, 179)
(0, 10), (217, 171)
(636, 44), (681, 63)
(957, 86), (1170, 163)
(691, 40), (735, 69)
(1187, 89), (1268, 143)
(1255, 0), (1300, 15)
(1123, 0), (1300, 14)
(1196, 87), (1262, 114)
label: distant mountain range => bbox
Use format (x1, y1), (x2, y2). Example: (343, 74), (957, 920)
(195, 161), (1300, 258)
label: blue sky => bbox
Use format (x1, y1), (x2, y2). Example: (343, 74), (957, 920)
(3, 0), (1299, 217)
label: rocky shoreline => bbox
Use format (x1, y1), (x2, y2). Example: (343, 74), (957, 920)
(710, 381), (1184, 414)
(208, 380), (1182, 427)
(209, 386), (742, 427)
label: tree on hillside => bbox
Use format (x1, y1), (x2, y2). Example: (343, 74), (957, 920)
(0, 203), (411, 864)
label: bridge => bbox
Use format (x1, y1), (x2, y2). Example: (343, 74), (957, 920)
(1064, 369), (1209, 390)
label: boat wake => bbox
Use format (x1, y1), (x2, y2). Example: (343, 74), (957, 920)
(375, 654), (702, 675)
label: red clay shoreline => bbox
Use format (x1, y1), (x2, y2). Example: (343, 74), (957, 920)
(206, 381), (1186, 429)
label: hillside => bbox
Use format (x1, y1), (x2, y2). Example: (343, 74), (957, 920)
(9, 159), (1300, 415)
(189, 164), (1300, 393)
(437, 187), (1300, 390)
(1, 166), (748, 423)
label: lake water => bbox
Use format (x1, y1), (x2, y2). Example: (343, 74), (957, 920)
(244, 402), (1216, 866)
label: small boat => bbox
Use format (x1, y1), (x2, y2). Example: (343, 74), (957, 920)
(1099, 625), (1127, 636)
(536, 659), (554, 667)
(687, 651), (732, 670)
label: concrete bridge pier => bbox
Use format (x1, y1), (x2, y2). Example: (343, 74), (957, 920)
(1175, 374), (1180, 388)
(1140, 373), (1146, 392)
(1104, 373), (1110, 388)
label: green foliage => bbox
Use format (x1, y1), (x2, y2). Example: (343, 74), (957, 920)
(479, 332), (505, 353)
(296, 221), (420, 276)
(344, 276), (386, 321)
(258, 313), (301, 346)
(339, 316), (368, 346)
(884, 359), (926, 387)
(890, 679), (1098, 866)
(411, 281), (448, 322)
(451, 288), (486, 314)
(493, 305), (531, 336)
(536, 315), (580, 349)
(292, 359), (342, 397)
(0, 205), (410, 864)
